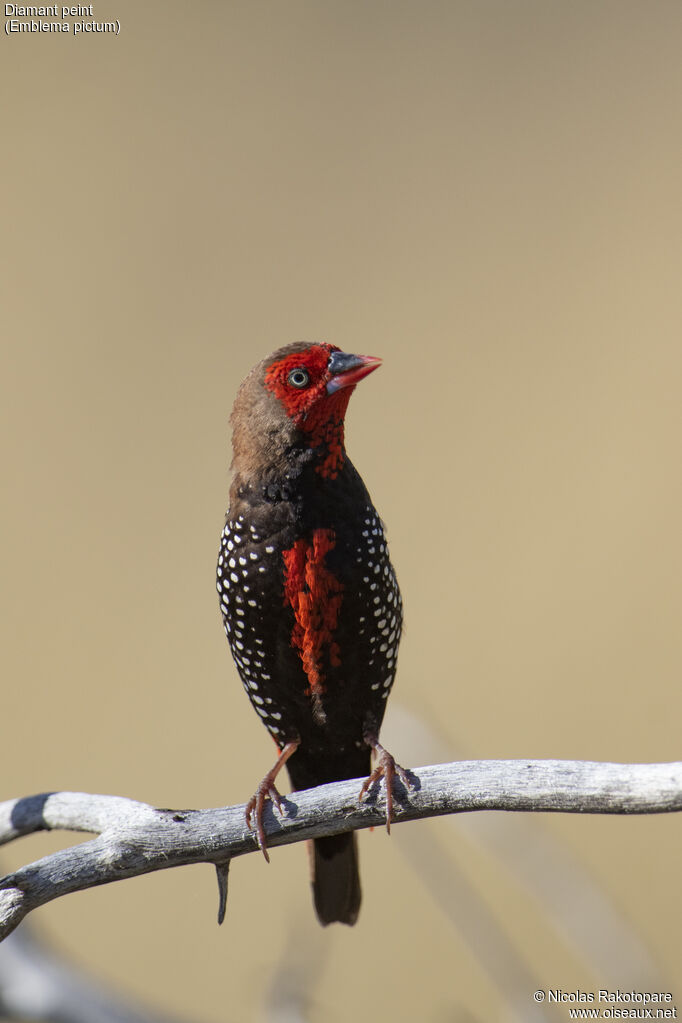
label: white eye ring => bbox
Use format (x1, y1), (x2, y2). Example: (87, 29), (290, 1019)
(287, 367), (310, 388)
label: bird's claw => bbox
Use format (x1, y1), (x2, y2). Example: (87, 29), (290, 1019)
(245, 782), (287, 863)
(359, 740), (413, 834)
(244, 740), (300, 863)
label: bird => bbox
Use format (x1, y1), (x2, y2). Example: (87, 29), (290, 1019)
(216, 341), (407, 926)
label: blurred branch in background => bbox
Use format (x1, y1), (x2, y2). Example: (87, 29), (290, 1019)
(384, 708), (676, 1023)
(0, 760), (680, 946)
(0, 924), (194, 1023)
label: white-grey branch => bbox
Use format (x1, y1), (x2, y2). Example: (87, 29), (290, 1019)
(1, 759), (680, 941)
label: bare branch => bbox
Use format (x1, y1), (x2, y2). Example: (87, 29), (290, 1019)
(1, 759), (680, 941)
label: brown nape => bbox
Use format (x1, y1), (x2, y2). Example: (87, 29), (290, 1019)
(229, 357), (301, 483)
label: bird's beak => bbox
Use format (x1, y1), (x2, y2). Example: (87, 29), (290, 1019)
(326, 351), (382, 393)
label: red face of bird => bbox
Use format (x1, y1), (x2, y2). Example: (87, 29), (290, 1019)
(263, 342), (381, 429)
(229, 342), (381, 482)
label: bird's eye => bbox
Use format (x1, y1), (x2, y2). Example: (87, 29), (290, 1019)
(287, 367), (310, 388)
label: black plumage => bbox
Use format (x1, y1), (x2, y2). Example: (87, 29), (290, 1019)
(217, 341), (405, 925)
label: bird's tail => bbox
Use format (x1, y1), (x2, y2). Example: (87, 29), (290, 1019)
(310, 832), (361, 926)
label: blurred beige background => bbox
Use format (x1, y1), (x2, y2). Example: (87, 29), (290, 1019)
(2, 1), (681, 1019)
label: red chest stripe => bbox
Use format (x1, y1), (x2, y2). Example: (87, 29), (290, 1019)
(282, 529), (343, 701)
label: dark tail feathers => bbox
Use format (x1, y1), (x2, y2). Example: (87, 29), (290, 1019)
(311, 832), (361, 926)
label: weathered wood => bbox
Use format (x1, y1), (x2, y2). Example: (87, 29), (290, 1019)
(1, 759), (680, 940)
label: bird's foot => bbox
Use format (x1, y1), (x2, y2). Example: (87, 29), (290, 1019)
(245, 781), (285, 863)
(359, 734), (412, 834)
(245, 739), (300, 862)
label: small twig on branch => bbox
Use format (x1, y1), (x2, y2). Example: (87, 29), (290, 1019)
(0, 759), (680, 942)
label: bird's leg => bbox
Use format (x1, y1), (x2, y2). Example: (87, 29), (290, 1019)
(358, 732), (412, 834)
(245, 739), (300, 862)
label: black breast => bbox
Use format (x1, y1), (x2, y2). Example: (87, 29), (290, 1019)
(217, 459), (402, 788)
